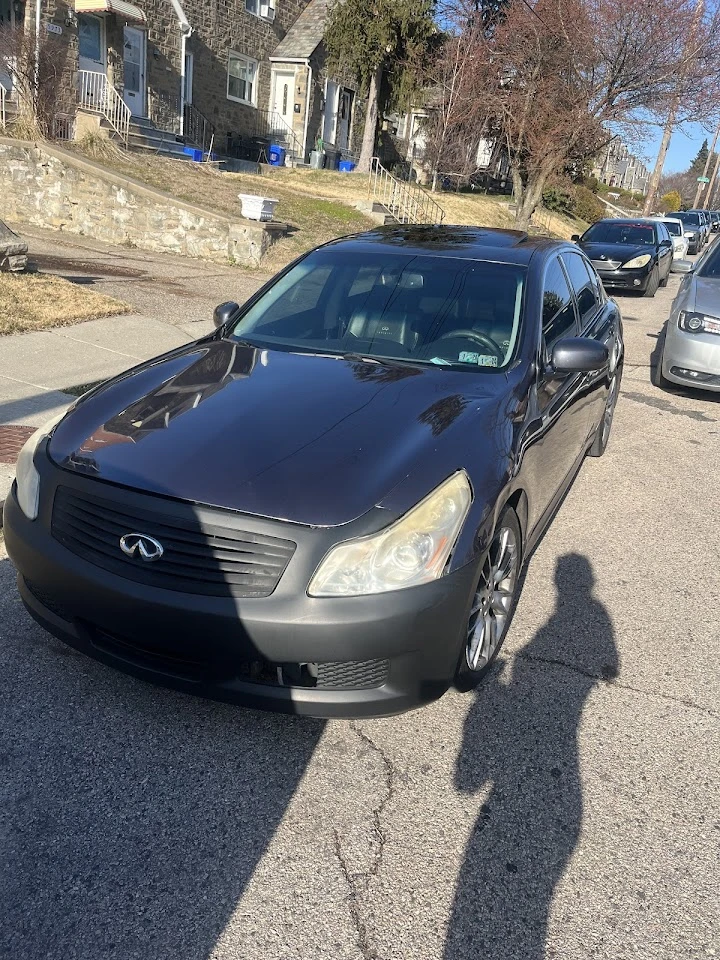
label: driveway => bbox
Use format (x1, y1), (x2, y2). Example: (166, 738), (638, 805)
(0, 253), (717, 960)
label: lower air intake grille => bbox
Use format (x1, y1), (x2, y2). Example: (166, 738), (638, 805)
(316, 659), (389, 689)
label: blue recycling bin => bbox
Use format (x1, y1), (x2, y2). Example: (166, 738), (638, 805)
(339, 160), (356, 173)
(268, 144), (286, 167)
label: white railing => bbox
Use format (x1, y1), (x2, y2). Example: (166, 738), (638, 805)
(0, 83), (6, 129)
(78, 70), (130, 146)
(368, 157), (446, 225)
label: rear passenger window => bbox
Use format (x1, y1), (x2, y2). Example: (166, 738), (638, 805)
(561, 252), (600, 328)
(542, 257), (577, 349)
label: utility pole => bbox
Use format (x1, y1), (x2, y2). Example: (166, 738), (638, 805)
(643, 105), (678, 215)
(693, 119), (720, 207)
(708, 148), (720, 207)
(643, 0), (706, 215)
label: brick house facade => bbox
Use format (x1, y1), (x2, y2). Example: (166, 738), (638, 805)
(1, 0), (359, 163)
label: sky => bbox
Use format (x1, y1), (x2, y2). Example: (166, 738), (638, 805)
(641, 120), (717, 175)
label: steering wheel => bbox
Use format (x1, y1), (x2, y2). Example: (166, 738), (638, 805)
(437, 329), (504, 362)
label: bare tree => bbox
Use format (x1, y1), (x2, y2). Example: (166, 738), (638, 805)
(432, 0), (720, 229)
(0, 25), (66, 138)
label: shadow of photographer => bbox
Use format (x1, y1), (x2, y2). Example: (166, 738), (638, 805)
(445, 553), (619, 959)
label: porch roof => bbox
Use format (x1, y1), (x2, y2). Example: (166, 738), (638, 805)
(270, 0), (328, 61)
(74, 0), (147, 24)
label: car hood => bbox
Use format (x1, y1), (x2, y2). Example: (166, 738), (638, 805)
(48, 339), (511, 527)
(579, 242), (654, 264)
(687, 275), (720, 315)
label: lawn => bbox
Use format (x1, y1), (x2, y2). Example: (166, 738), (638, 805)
(67, 143), (587, 270)
(0, 273), (129, 335)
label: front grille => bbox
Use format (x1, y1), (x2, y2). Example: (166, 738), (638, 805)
(51, 486), (296, 598)
(592, 259), (622, 271)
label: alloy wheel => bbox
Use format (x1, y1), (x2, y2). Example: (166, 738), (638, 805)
(602, 375), (618, 446)
(466, 525), (519, 671)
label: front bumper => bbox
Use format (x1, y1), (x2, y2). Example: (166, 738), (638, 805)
(662, 322), (720, 392)
(595, 265), (653, 291)
(3, 477), (478, 718)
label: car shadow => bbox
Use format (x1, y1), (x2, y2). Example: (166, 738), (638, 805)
(0, 545), (325, 960)
(444, 553), (619, 959)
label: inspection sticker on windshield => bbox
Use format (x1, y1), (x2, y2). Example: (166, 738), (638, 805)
(459, 352), (498, 367)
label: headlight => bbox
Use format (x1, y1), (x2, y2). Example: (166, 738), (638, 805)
(678, 310), (720, 336)
(15, 412), (65, 520)
(685, 231), (696, 239)
(308, 471), (472, 597)
(621, 254), (652, 269)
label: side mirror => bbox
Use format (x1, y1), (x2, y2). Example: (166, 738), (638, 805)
(659, 238), (673, 248)
(213, 301), (240, 329)
(671, 259), (694, 274)
(550, 337), (608, 374)
(571, 234), (580, 242)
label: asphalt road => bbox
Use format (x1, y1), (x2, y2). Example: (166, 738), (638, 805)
(1, 254), (718, 960)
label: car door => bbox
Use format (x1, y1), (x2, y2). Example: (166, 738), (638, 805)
(562, 250), (619, 436)
(524, 254), (588, 531)
(655, 222), (673, 280)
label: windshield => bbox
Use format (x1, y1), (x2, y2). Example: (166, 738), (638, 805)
(662, 221), (682, 237)
(697, 242), (720, 278)
(228, 251), (526, 370)
(582, 222), (657, 245)
(677, 212), (701, 227)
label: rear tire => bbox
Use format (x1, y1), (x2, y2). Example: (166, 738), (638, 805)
(643, 267), (659, 298)
(454, 508), (523, 692)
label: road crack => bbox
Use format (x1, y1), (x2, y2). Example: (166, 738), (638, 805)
(332, 722), (396, 960)
(519, 652), (717, 716)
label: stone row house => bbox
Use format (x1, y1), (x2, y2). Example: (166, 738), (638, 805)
(0, 0), (359, 164)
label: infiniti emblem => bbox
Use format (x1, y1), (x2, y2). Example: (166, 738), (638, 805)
(119, 533), (164, 562)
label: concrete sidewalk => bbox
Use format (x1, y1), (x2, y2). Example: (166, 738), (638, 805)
(0, 311), (213, 515)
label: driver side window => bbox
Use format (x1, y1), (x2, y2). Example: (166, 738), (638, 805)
(542, 257), (578, 355)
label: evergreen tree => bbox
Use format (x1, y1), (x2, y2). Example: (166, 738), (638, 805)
(691, 139), (709, 173)
(324, 0), (437, 173)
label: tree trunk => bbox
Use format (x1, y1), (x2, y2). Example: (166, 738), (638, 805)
(513, 167), (548, 231)
(356, 63), (382, 174)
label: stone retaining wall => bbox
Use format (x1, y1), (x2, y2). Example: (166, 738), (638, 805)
(0, 138), (281, 266)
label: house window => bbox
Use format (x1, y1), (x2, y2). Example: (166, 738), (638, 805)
(245, 0), (276, 19)
(227, 52), (257, 106)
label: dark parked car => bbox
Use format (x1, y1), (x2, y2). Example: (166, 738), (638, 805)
(5, 227), (624, 718)
(572, 218), (674, 296)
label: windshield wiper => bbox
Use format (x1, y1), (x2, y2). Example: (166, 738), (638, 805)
(340, 352), (433, 368)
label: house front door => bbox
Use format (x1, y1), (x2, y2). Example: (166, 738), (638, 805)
(122, 26), (146, 116)
(336, 89), (353, 150)
(271, 70), (294, 130)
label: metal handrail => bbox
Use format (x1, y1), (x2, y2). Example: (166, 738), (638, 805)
(253, 109), (302, 164)
(183, 102), (215, 155)
(0, 83), (6, 128)
(77, 70), (130, 146)
(368, 157), (446, 225)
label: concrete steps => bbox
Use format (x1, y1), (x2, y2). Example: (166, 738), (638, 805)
(103, 116), (195, 160)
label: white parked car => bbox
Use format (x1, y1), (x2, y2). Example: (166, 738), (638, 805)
(648, 217), (689, 260)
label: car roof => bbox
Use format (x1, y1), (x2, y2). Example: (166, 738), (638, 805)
(321, 225), (567, 266)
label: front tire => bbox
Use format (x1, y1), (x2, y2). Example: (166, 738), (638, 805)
(454, 508), (523, 692)
(643, 267), (659, 298)
(589, 368), (621, 457)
